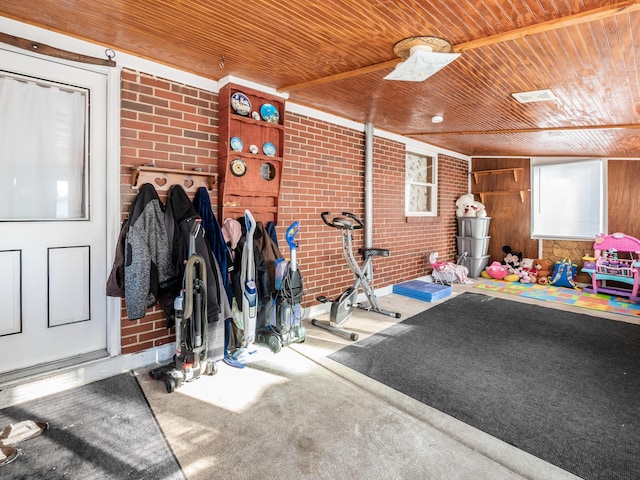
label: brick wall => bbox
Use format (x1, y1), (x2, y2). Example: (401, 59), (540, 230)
(118, 70), (468, 354)
(119, 69), (218, 354)
(278, 113), (468, 309)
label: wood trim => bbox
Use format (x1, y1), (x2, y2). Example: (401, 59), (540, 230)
(0, 32), (116, 67)
(409, 124), (640, 137)
(454, 0), (640, 52)
(279, 58), (401, 92)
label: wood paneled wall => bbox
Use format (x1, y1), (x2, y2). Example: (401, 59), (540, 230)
(470, 158), (537, 263)
(608, 160), (640, 238)
(471, 158), (640, 269)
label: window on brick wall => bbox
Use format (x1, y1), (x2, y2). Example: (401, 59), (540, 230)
(405, 150), (437, 216)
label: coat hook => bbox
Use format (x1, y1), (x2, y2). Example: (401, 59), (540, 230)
(219, 55), (225, 69)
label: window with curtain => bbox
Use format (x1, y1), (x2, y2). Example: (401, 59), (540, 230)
(405, 150), (437, 216)
(531, 158), (605, 239)
(0, 73), (87, 221)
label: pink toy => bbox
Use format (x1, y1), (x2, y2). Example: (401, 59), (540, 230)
(582, 233), (640, 302)
(485, 261), (508, 280)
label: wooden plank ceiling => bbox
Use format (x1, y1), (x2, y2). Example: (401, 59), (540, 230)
(2, 0), (640, 158)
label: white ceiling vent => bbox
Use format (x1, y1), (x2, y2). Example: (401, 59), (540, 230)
(511, 89), (557, 104)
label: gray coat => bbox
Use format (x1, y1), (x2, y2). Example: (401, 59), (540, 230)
(124, 183), (174, 320)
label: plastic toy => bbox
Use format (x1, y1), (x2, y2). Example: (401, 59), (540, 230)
(582, 233), (640, 302)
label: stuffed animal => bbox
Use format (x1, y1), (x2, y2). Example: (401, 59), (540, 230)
(455, 194), (487, 218)
(519, 258), (535, 283)
(531, 258), (552, 285)
(503, 246), (522, 274)
(484, 261), (508, 280)
(518, 270), (533, 283)
(520, 258), (534, 271)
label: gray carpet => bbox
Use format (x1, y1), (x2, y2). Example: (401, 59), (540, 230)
(329, 292), (640, 480)
(0, 372), (184, 480)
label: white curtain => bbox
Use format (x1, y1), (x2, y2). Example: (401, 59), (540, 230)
(0, 75), (86, 220)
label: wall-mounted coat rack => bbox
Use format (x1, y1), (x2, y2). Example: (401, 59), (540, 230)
(131, 166), (217, 192)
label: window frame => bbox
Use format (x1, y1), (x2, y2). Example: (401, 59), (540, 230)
(530, 157), (607, 240)
(405, 147), (438, 217)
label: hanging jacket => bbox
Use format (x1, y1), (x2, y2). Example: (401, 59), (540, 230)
(266, 221), (279, 248)
(162, 185), (223, 327)
(106, 218), (129, 297)
(254, 221), (283, 293)
(194, 187), (230, 303)
(123, 183), (174, 320)
(222, 218), (242, 304)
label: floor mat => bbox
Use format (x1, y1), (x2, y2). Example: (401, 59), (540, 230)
(0, 372), (184, 480)
(475, 279), (640, 317)
(329, 292), (640, 480)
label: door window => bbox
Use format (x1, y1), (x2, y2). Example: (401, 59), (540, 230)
(0, 73), (88, 221)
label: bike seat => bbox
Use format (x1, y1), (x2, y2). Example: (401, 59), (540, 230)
(361, 248), (390, 258)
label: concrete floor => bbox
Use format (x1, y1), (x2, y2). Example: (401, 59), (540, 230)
(136, 280), (638, 480)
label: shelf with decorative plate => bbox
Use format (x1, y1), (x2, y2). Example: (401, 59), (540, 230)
(218, 83), (286, 224)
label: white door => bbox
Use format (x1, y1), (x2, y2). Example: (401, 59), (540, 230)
(0, 48), (109, 377)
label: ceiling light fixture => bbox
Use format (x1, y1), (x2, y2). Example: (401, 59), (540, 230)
(431, 115), (444, 123)
(384, 36), (460, 82)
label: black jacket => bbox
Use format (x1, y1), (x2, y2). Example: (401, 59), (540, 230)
(162, 185), (222, 327)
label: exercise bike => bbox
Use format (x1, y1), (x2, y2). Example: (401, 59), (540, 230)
(311, 211), (400, 341)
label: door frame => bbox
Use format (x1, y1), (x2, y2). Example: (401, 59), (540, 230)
(0, 42), (122, 360)
(105, 55), (122, 358)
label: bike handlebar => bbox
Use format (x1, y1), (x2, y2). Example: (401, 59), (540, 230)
(320, 211), (364, 230)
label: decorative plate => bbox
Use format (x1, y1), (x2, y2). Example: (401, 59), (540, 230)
(260, 103), (280, 123)
(251, 111), (261, 121)
(230, 158), (247, 177)
(230, 136), (243, 151)
(230, 92), (251, 116)
(262, 142), (276, 156)
(261, 162), (276, 181)
(249, 144), (259, 154)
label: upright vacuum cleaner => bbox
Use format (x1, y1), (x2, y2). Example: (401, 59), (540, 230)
(257, 221), (307, 352)
(231, 209), (259, 364)
(150, 219), (217, 393)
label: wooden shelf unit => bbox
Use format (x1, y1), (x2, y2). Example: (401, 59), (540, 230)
(470, 167), (524, 183)
(477, 189), (530, 203)
(218, 83), (285, 225)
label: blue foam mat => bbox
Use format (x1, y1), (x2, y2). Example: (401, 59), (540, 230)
(393, 280), (452, 302)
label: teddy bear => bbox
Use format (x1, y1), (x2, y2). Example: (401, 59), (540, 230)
(455, 194), (487, 218)
(531, 258), (552, 285)
(518, 258), (535, 283)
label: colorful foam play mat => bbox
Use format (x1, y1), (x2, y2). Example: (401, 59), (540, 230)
(474, 279), (640, 318)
